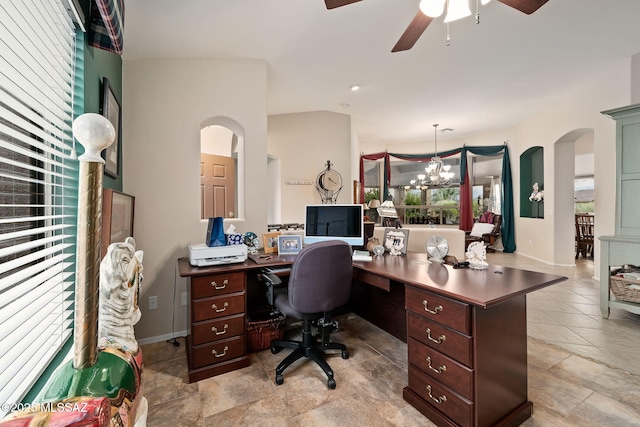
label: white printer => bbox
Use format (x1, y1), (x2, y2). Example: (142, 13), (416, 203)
(188, 243), (248, 267)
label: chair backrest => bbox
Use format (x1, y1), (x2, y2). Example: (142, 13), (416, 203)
(479, 212), (501, 235)
(575, 213), (594, 240)
(287, 240), (353, 314)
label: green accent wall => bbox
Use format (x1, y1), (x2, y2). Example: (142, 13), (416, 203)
(84, 40), (123, 191)
(520, 146), (544, 218)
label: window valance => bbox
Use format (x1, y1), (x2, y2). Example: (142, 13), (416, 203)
(359, 144), (515, 253)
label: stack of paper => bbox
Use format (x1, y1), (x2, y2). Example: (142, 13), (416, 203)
(352, 250), (372, 262)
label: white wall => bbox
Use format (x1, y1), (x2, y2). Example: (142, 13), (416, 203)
(267, 111), (353, 223)
(122, 58), (267, 341)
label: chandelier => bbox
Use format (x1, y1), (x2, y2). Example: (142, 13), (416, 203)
(425, 124), (454, 187)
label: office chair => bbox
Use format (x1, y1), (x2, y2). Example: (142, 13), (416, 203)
(264, 240), (353, 389)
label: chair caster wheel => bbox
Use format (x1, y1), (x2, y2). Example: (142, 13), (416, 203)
(327, 378), (336, 389)
(275, 374), (284, 385)
(341, 350), (349, 359)
(271, 346), (279, 354)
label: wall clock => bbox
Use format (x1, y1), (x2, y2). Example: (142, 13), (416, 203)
(426, 235), (449, 263)
(315, 160), (343, 203)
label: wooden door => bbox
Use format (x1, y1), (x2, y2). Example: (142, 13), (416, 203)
(201, 154), (235, 219)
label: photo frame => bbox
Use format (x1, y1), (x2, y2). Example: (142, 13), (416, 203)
(100, 77), (121, 178)
(101, 189), (135, 258)
(383, 227), (410, 256)
(277, 235), (302, 255)
(262, 232), (281, 254)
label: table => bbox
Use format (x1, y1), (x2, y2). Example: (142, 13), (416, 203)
(179, 252), (566, 426)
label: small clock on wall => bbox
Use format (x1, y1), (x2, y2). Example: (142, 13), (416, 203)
(315, 160), (343, 203)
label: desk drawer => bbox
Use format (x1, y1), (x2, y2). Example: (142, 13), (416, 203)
(408, 312), (472, 367)
(191, 335), (245, 369)
(408, 365), (473, 427)
(405, 286), (470, 334)
(353, 269), (390, 291)
(192, 292), (245, 322)
(192, 272), (244, 299)
(191, 313), (246, 345)
(408, 337), (473, 400)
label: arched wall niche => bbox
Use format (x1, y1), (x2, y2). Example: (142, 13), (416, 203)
(200, 116), (245, 221)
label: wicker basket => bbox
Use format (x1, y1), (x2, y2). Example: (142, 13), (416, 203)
(247, 307), (286, 352)
(610, 275), (640, 303)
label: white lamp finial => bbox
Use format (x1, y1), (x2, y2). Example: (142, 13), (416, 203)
(72, 113), (116, 163)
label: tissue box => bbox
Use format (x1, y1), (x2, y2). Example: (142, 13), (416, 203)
(226, 233), (243, 245)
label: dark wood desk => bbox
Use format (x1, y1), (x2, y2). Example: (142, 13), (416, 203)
(179, 252), (566, 427)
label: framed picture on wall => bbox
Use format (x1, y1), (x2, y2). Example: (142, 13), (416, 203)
(101, 77), (121, 178)
(101, 189), (135, 258)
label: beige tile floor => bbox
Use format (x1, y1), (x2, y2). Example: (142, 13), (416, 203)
(141, 252), (640, 426)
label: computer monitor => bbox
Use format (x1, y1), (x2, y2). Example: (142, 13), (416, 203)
(303, 204), (364, 247)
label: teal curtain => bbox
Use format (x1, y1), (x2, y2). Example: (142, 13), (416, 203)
(460, 145), (516, 253)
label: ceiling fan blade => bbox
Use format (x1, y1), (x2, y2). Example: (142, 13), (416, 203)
(497, 0), (550, 14)
(391, 11), (433, 53)
(324, 0), (362, 9)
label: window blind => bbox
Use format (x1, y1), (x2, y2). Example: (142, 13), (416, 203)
(0, 0), (79, 415)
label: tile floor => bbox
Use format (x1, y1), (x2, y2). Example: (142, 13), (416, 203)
(141, 252), (640, 426)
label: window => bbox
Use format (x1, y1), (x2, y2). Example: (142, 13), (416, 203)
(0, 0), (79, 415)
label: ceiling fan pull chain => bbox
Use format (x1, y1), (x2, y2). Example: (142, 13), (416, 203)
(446, 22), (451, 46)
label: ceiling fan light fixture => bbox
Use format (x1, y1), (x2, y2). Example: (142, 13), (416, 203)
(444, 0), (472, 23)
(419, 0), (446, 18)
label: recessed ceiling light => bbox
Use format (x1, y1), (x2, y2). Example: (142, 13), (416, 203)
(350, 85), (360, 92)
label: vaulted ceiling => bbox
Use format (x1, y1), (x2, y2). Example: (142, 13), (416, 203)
(124, 0), (640, 146)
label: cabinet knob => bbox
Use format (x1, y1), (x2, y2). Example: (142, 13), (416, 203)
(425, 328), (446, 344)
(426, 385), (447, 404)
(212, 324), (229, 335)
(211, 279), (228, 290)
(426, 356), (446, 374)
(212, 301), (229, 313)
(211, 346), (229, 358)
(422, 299), (443, 315)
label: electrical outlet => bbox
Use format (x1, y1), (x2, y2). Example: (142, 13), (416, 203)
(148, 296), (158, 310)
(181, 292), (187, 306)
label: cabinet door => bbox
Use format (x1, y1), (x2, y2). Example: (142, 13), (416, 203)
(617, 114), (640, 236)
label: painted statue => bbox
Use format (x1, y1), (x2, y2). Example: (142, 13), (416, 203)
(0, 238), (147, 427)
(529, 182), (544, 202)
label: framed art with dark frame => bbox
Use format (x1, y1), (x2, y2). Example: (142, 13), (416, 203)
(101, 188), (135, 257)
(277, 235), (302, 255)
(101, 77), (121, 178)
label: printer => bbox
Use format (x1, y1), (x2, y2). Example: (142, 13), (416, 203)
(188, 243), (248, 267)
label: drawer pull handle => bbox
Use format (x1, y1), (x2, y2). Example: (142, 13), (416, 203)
(212, 302), (229, 312)
(426, 385), (447, 404)
(422, 300), (443, 315)
(211, 346), (229, 358)
(425, 328), (446, 344)
(211, 279), (229, 290)
(212, 324), (228, 335)
(426, 356), (446, 374)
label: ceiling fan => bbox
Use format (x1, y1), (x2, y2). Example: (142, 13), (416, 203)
(324, 0), (550, 52)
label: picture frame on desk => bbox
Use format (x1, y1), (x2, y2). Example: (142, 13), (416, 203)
(262, 232), (281, 253)
(277, 235), (302, 255)
(101, 188), (135, 258)
(383, 227), (409, 255)
(100, 77), (121, 178)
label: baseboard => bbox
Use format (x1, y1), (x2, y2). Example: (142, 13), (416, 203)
(137, 330), (188, 346)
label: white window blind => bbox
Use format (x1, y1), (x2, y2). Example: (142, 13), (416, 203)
(0, 0), (79, 415)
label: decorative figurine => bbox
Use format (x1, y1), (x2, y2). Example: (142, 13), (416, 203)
(529, 182), (544, 202)
(465, 241), (489, 270)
